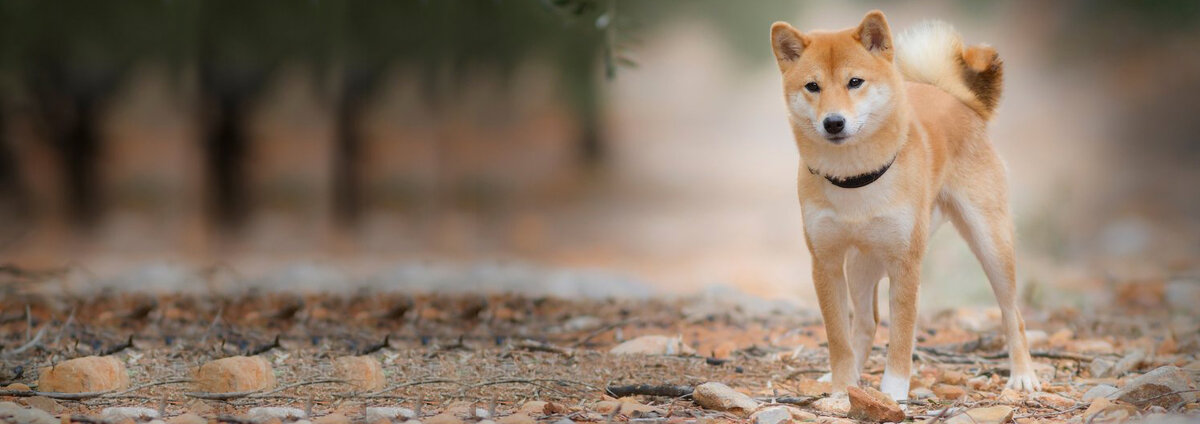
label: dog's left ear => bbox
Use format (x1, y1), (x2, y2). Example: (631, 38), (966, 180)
(855, 10), (893, 61)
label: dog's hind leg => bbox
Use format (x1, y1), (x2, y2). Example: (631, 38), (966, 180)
(944, 185), (1042, 392)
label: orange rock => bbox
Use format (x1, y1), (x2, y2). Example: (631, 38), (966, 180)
(939, 370), (967, 385)
(333, 356), (386, 391)
(37, 356), (131, 393)
(710, 341), (738, 360)
(795, 379), (832, 396)
(847, 386), (905, 423)
(932, 384), (966, 400)
(193, 356), (276, 393)
(313, 414), (351, 424)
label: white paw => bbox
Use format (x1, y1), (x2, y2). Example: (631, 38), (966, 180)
(880, 370), (910, 403)
(1006, 372), (1042, 392)
(818, 372), (832, 382)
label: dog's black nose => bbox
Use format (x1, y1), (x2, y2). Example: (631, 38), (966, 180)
(823, 115), (846, 134)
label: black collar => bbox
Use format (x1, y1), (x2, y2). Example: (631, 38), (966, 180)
(808, 155), (897, 189)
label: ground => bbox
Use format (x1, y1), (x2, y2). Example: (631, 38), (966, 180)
(1, 277), (1198, 423)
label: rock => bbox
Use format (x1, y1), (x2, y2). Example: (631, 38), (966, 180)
(997, 388), (1023, 403)
(168, 413), (209, 424)
(692, 382), (759, 417)
(36, 356), (131, 393)
(965, 376), (989, 390)
(312, 414), (351, 424)
(496, 414), (535, 424)
(945, 406), (1013, 424)
(249, 407), (307, 422)
(1090, 358), (1115, 378)
(939, 370), (967, 385)
(1082, 384), (1119, 402)
(594, 399), (661, 416)
(1107, 350), (1146, 377)
(1025, 330), (1049, 348)
(1031, 392), (1076, 409)
(0, 401), (58, 424)
(1083, 397), (1136, 423)
(333, 356), (386, 392)
(911, 387), (934, 400)
(932, 384), (965, 400)
(847, 386), (905, 423)
(750, 405), (814, 424)
(102, 407), (161, 422)
(3, 383), (30, 392)
(610, 335), (696, 356)
(811, 397), (850, 415)
(1114, 366), (1198, 408)
(365, 407), (416, 421)
(795, 379), (832, 396)
(194, 356), (276, 393)
(517, 401), (547, 415)
(17, 396), (58, 414)
(423, 414), (465, 424)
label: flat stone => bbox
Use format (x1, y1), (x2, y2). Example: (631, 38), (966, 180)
(168, 413), (209, 424)
(17, 396), (58, 414)
(1114, 366), (1198, 408)
(1031, 392), (1076, 409)
(424, 414), (466, 424)
(194, 356), (277, 393)
(517, 401), (547, 415)
(496, 414), (535, 424)
(1090, 358), (1115, 378)
(594, 399), (661, 416)
(610, 335), (696, 356)
(932, 384), (965, 400)
(365, 407), (416, 421)
(1107, 350), (1146, 378)
(102, 407), (161, 422)
(911, 387), (934, 400)
(945, 406), (1013, 424)
(749, 406), (791, 424)
(312, 414), (351, 424)
(249, 407), (307, 422)
(692, 382), (759, 417)
(334, 356), (386, 392)
(37, 356), (131, 393)
(846, 386), (904, 423)
(1082, 384), (1119, 402)
(0, 401), (58, 424)
(811, 397), (850, 415)
(997, 388), (1023, 403)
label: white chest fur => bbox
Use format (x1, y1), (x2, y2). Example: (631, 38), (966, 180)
(801, 173), (917, 253)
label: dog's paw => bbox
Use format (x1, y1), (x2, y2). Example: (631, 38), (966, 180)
(818, 372), (832, 382)
(1005, 372), (1042, 392)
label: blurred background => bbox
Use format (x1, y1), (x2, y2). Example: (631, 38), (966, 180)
(0, 0), (1198, 311)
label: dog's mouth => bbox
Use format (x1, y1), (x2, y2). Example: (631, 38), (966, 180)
(825, 134), (850, 144)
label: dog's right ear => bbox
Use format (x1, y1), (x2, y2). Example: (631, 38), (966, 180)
(771, 22), (807, 68)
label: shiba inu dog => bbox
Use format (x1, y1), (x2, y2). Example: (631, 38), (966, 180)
(770, 11), (1040, 401)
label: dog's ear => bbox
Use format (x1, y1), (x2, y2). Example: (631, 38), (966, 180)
(771, 22), (808, 68)
(855, 10), (893, 61)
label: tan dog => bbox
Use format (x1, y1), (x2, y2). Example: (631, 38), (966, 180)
(770, 11), (1040, 401)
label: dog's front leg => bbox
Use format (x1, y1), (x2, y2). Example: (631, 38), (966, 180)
(812, 246), (858, 393)
(880, 251), (922, 403)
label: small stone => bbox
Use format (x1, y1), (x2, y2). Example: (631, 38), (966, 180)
(18, 396), (59, 414)
(4, 383), (30, 392)
(1107, 350), (1146, 378)
(334, 356), (386, 392)
(423, 414), (465, 424)
(911, 387), (935, 400)
(1031, 392), (1076, 409)
(0, 401), (58, 424)
(1082, 384), (1119, 402)
(102, 407), (161, 422)
(37, 356), (131, 393)
(939, 370), (967, 385)
(847, 386), (905, 423)
(182, 400), (214, 415)
(692, 382), (759, 417)
(945, 406), (1013, 424)
(811, 397), (850, 415)
(496, 414), (535, 424)
(750, 405), (814, 424)
(997, 388), (1023, 403)
(932, 384), (965, 400)
(365, 407), (416, 421)
(1114, 366), (1199, 408)
(610, 335), (696, 356)
(1090, 358), (1115, 378)
(312, 414), (351, 424)
(249, 407), (307, 422)
(517, 401), (547, 415)
(795, 379), (832, 396)
(194, 356), (276, 393)
(965, 376), (989, 390)
(594, 399), (660, 416)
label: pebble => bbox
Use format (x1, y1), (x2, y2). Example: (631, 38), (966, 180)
(18, 396), (58, 414)
(0, 401), (57, 424)
(610, 335), (696, 356)
(249, 407), (308, 422)
(932, 384), (965, 400)
(37, 356), (131, 393)
(3, 383), (30, 392)
(1107, 350), (1146, 378)
(1114, 366), (1198, 408)
(194, 356), (277, 393)
(365, 407), (416, 421)
(692, 382), (759, 417)
(334, 356), (387, 391)
(749, 406), (791, 424)
(945, 406), (1013, 424)
(496, 414), (536, 424)
(517, 401), (547, 415)
(102, 407), (161, 422)
(1089, 358), (1115, 378)
(811, 397), (850, 415)
(911, 387), (934, 400)
(846, 386), (905, 423)
(939, 370), (967, 385)
(594, 399), (661, 416)
(1031, 392), (1076, 409)
(423, 414), (466, 424)
(997, 388), (1023, 403)
(168, 414), (208, 424)
(312, 414), (351, 424)
(1082, 384), (1119, 402)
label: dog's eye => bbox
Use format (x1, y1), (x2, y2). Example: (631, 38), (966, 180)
(804, 82), (820, 93)
(848, 78), (864, 89)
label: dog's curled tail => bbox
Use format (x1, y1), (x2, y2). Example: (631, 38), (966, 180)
(895, 21), (1003, 120)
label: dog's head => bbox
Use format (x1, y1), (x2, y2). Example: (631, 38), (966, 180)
(771, 11), (903, 146)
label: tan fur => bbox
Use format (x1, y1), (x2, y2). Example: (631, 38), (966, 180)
(771, 11), (1039, 400)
